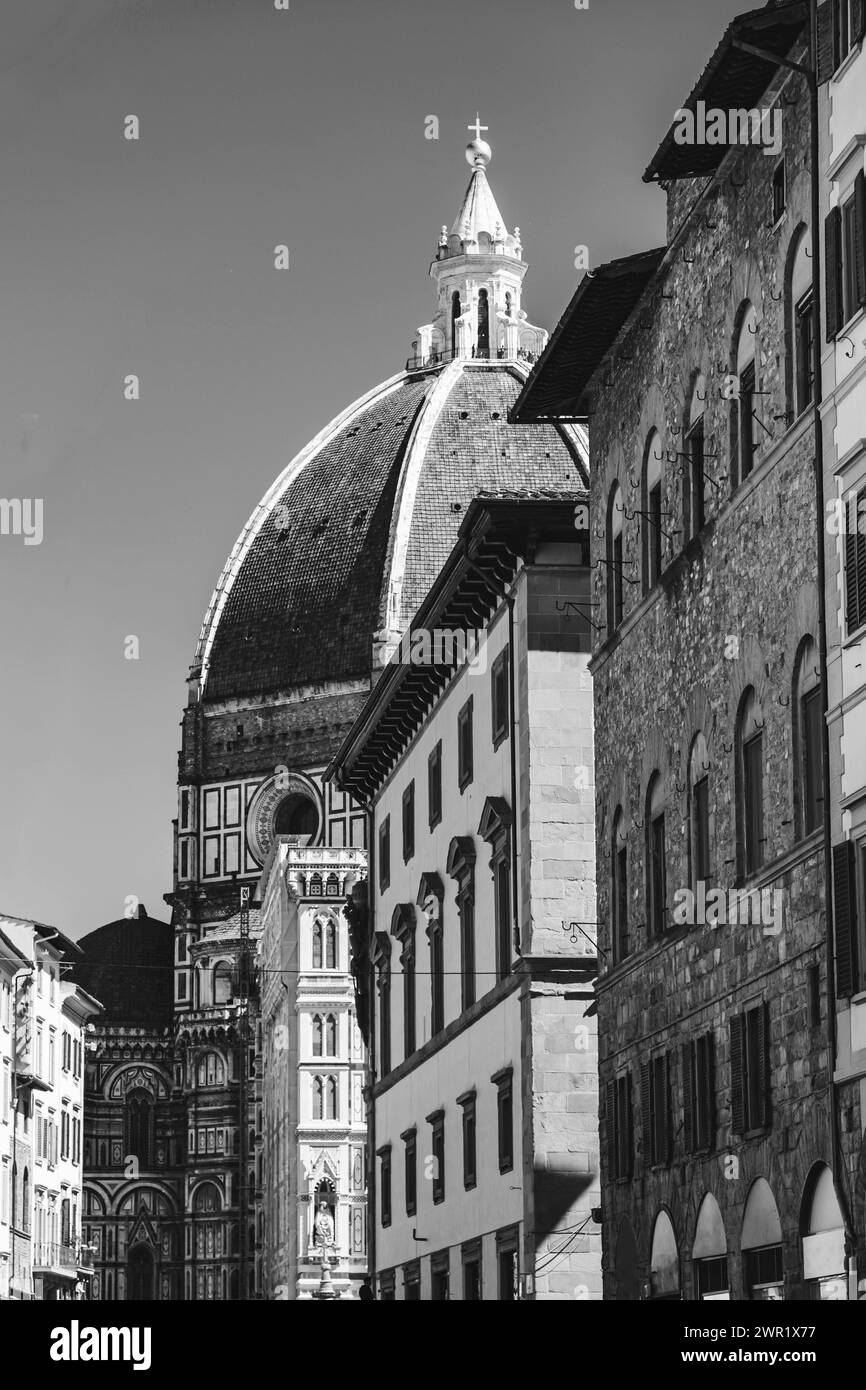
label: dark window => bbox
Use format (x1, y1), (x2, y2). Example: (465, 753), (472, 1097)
(845, 488), (866, 634)
(494, 857), (511, 981)
(613, 531), (624, 627)
(696, 1256), (729, 1299)
(832, 839), (860, 998)
(687, 418), (705, 538)
(429, 1111), (445, 1205)
(648, 481), (662, 585)
(459, 1093), (477, 1189)
(379, 1272), (396, 1301)
(640, 1054), (671, 1167)
(274, 792), (318, 839)
(428, 742), (442, 829)
(379, 1147), (392, 1228)
(124, 1090), (154, 1169)
(730, 1003), (771, 1133)
(743, 730), (765, 875)
(403, 1130), (417, 1217)
(459, 888), (475, 1011)
(496, 1232), (518, 1301)
(605, 1073), (633, 1181)
(648, 809), (667, 936)
(458, 698), (474, 791)
(403, 944), (416, 1059)
(491, 649), (509, 748)
(325, 922), (336, 970)
(612, 813), (629, 964)
(738, 361), (756, 481)
(802, 685), (823, 835)
(692, 776), (711, 886)
(745, 1244), (784, 1300)
(430, 919), (444, 1036)
(772, 158), (786, 223)
(462, 1246), (482, 1300)
(682, 1033), (716, 1153)
(402, 782), (415, 863)
(431, 1255), (450, 1301)
(833, 0), (855, 68)
(378, 816), (390, 892)
(795, 290), (815, 415)
(377, 962), (391, 1077)
(494, 1070), (514, 1173)
(404, 1263), (421, 1300)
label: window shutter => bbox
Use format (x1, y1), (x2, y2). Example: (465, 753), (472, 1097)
(605, 1081), (617, 1179)
(825, 206), (843, 341)
(730, 1015), (745, 1135)
(758, 1002), (772, 1129)
(854, 170), (866, 310)
(662, 1054), (672, 1163)
(854, 0), (866, 44)
(682, 1041), (695, 1154)
(846, 496), (865, 632)
(703, 1034), (716, 1151)
(640, 1060), (652, 1164)
(816, 0), (835, 83)
(624, 1076), (634, 1178)
(833, 840), (858, 998)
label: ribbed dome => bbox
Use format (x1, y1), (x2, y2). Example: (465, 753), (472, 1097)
(72, 913), (174, 1028)
(194, 360), (587, 703)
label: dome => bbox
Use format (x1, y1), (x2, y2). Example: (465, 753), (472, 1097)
(72, 910), (174, 1028)
(194, 360), (586, 703)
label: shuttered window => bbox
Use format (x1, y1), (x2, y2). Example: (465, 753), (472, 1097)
(641, 1054), (671, 1167)
(825, 205), (844, 341)
(832, 840), (858, 998)
(845, 489), (866, 634)
(730, 1003), (771, 1134)
(605, 1073), (633, 1181)
(682, 1033), (716, 1153)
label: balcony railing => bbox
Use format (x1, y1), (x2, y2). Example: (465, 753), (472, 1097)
(33, 1240), (78, 1275)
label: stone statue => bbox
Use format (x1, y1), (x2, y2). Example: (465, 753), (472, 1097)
(313, 1201), (335, 1261)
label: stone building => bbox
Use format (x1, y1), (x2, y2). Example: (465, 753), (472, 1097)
(819, 0), (866, 1292)
(257, 843), (367, 1299)
(0, 914), (101, 1300)
(330, 493), (601, 1301)
(515, 2), (857, 1298)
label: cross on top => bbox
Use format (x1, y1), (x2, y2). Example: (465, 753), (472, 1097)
(468, 113), (488, 141)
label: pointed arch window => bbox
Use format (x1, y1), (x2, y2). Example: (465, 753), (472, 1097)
(794, 639), (822, 837)
(477, 288), (490, 358)
(611, 808), (629, 964)
(124, 1089), (154, 1169)
(688, 734), (712, 890)
(606, 483), (625, 632)
(685, 377), (706, 540)
(646, 774), (667, 938)
(325, 921), (337, 970)
(737, 688), (765, 876)
(312, 1016), (323, 1057)
(312, 1076), (324, 1121)
(732, 302), (757, 486)
(642, 430), (663, 592)
(325, 1014), (337, 1057)
(326, 1076), (338, 1120)
(789, 230), (814, 417)
(312, 920), (323, 970)
(451, 292), (461, 354)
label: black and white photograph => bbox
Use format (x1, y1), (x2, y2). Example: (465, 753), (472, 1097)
(1, 0), (865, 1364)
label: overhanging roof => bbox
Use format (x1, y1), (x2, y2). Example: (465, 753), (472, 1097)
(328, 491), (588, 803)
(643, 1), (808, 183)
(509, 248), (666, 424)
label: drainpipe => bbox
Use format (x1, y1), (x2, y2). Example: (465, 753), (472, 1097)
(806, 0), (857, 1275)
(363, 797), (377, 1292)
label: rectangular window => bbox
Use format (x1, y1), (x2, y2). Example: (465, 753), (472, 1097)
(402, 1129), (416, 1217)
(693, 776), (711, 886)
(224, 785), (241, 827)
(739, 361), (756, 481)
(428, 1110), (445, 1205)
(458, 697), (474, 792)
(606, 1073), (633, 1181)
(379, 968), (391, 1077)
(687, 418), (705, 537)
(833, 0), (855, 68)
(403, 948), (416, 1058)
(802, 685), (823, 835)
(177, 972), (188, 1002)
(462, 1242), (482, 1300)
(731, 1003), (771, 1134)
(613, 531), (624, 627)
(683, 1033), (716, 1153)
(795, 290), (815, 415)
(203, 837), (220, 878)
(459, 888), (475, 1011)
(491, 648), (509, 748)
(180, 788), (191, 830)
(743, 732), (764, 875)
(771, 158), (786, 223)
(403, 1263), (421, 1301)
(431, 1252), (450, 1301)
(378, 816), (391, 892)
(224, 833), (240, 876)
(378, 1147), (391, 1228)
(428, 741), (442, 829)
(494, 857), (511, 981)
(696, 1255), (730, 1300)
(494, 1069), (514, 1173)
(203, 789), (220, 831)
(845, 488), (866, 635)
(458, 1092), (476, 1190)
(496, 1229), (518, 1301)
(402, 782), (415, 863)
(613, 843), (629, 963)
(641, 1054), (671, 1167)
(648, 811), (667, 936)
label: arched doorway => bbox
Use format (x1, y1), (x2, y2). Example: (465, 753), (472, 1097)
(800, 1164), (847, 1300)
(692, 1193), (729, 1299)
(741, 1177), (784, 1300)
(649, 1209), (680, 1299)
(127, 1244), (155, 1301)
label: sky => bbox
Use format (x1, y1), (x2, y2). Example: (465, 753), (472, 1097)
(0, 0), (745, 939)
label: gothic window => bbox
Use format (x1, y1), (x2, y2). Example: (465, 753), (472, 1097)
(213, 962), (233, 1006)
(312, 1015), (323, 1057)
(477, 288), (490, 358)
(451, 291), (461, 354)
(737, 688), (766, 877)
(325, 1014), (337, 1057)
(732, 302), (757, 487)
(606, 483), (624, 632)
(193, 1183), (221, 1212)
(309, 872), (323, 898)
(794, 638), (822, 837)
(313, 1076), (324, 1121)
(312, 920), (323, 970)
(688, 734), (712, 891)
(611, 808), (629, 964)
(197, 1053), (225, 1087)
(326, 1076), (337, 1120)
(646, 773), (667, 938)
(325, 921), (337, 970)
(789, 230), (814, 417)
(642, 430), (663, 593)
(124, 1089), (154, 1169)
(685, 376), (706, 540)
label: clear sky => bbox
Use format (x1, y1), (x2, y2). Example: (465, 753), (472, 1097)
(0, 0), (743, 938)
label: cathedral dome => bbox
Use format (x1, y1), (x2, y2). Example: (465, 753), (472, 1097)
(193, 360), (587, 703)
(190, 126), (586, 707)
(72, 910), (174, 1028)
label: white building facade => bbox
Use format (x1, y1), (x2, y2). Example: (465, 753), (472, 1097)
(331, 494), (602, 1300)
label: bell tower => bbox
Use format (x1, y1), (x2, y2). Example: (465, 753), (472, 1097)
(411, 117), (548, 368)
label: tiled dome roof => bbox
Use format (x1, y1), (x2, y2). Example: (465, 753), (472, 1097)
(194, 360), (586, 703)
(72, 913), (174, 1028)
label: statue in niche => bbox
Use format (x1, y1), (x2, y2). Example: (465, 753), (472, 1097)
(313, 1200), (335, 1262)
